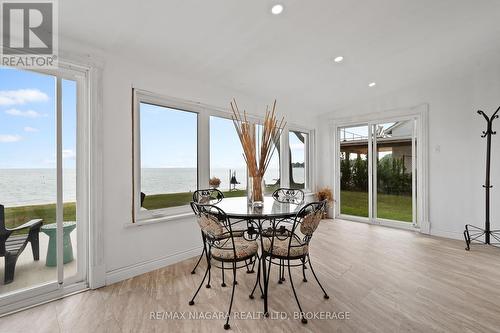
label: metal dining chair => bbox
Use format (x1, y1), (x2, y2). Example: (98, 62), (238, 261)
(189, 202), (259, 330)
(190, 189), (225, 275)
(271, 188), (305, 284)
(258, 200), (330, 324)
(190, 189), (253, 289)
(272, 188), (305, 205)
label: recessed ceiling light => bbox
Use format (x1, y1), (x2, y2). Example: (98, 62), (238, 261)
(334, 56), (344, 63)
(271, 4), (284, 15)
(368, 82), (376, 87)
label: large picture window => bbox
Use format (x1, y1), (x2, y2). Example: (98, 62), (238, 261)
(209, 116), (246, 197)
(134, 92), (198, 220)
(133, 90), (315, 223)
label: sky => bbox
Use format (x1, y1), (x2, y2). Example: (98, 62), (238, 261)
(0, 67), (76, 169)
(289, 130), (306, 165)
(141, 107), (305, 169)
(209, 116), (246, 169)
(140, 102), (198, 168)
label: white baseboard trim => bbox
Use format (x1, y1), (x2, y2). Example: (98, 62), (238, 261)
(89, 263), (106, 289)
(430, 229), (464, 241)
(105, 246), (202, 285)
(337, 217), (464, 241)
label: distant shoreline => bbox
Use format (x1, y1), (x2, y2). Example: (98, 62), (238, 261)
(0, 167), (304, 207)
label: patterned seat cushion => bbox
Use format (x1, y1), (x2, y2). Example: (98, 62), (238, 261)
(197, 214), (247, 240)
(262, 237), (308, 257)
(197, 214), (224, 238)
(211, 238), (258, 260)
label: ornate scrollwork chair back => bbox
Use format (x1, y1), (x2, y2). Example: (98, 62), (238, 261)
(192, 188), (224, 205)
(272, 188), (305, 205)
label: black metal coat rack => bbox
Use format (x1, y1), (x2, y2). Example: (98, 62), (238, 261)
(464, 106), (500, 250)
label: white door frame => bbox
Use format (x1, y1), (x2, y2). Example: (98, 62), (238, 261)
(0, 58), (104, 315)
(330, 104), (429, 233)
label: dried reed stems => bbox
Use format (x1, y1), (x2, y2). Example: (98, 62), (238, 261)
(230, 99), (286, 180)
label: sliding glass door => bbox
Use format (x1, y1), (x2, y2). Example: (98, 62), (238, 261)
(338, 118), (417, 226)
(0, 66), (87, 312)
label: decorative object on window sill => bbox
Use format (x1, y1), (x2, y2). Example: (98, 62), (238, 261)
(229, 170), (241, 191)
(316, 187), (335, 218)
(464, 106), (500, 250)
(231, 98), (285, 207)
(209, 177), (221, 189)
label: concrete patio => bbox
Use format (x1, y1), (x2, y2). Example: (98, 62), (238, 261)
(0, 231), (78, 295)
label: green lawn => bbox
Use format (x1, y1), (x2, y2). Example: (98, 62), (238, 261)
(5, 189), (247, 230)
(6, 190), (411, 230)
(340, 190), (412, 222)
(5, 202), (76, 232)
(142, 189), (247, 210)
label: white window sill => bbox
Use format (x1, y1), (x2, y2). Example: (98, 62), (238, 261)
(126, 211), (194, 228)
(126, 192), (315, 228)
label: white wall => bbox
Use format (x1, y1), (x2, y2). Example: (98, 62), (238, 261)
(317, 50), (500, 239)
(100, 55), (252, 277)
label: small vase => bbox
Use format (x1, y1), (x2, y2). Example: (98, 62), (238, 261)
(248, 175), (264, 207)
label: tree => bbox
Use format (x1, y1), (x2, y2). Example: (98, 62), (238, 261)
(340, 152), (352, 190)
(377, 155), (411, 195)
(352, 155), (368, 191)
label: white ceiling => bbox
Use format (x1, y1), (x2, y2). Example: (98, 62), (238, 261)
(60, 0), (500, 115)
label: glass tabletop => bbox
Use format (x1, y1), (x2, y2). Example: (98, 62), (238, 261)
(214, 196), (306, 219)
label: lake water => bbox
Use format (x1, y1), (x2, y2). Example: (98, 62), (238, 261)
(0, 169), (76, 207)
(0, 168), (305, 207)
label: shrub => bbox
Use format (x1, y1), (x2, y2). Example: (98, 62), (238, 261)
(209, 177), (221, 188)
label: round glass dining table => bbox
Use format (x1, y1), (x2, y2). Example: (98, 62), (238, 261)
(212, 195), (308, 316)
(214, 196), (306, 219)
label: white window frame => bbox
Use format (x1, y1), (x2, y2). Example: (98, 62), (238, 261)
(286, 126), (315, 193)
(133, 89), (201, 222)
(330, 104), (429, 233)
(132, 89), (317, 224)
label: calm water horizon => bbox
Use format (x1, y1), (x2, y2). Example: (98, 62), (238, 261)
(0, 167), (304, 207)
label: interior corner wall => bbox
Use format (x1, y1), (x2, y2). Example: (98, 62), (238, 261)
(317, 55), (500, 240)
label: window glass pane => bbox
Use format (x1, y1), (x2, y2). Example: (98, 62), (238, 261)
(209, 116), (246, 197)
(289, 130), (307, 190)
(62, 78), (78, 280)
(140, 103), (197, 209)
(256, 124), (280, 194)
(375, 121), (413, 222)
(0, 67), (57, 293)
(339, 125), (369, 217)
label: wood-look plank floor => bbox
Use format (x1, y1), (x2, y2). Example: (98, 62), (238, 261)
(2, 219), (500, 333)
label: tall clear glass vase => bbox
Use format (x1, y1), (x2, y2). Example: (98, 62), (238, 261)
(248, 175), (264, 207)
